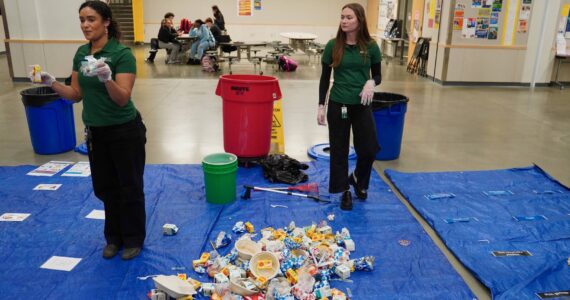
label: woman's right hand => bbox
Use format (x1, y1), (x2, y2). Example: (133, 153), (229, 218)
(29, 71), (56, 86)
(317, 105), (326, 126)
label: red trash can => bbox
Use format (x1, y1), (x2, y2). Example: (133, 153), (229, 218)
(215, 74), (282, 159)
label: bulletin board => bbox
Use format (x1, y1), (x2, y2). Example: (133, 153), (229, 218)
(450, 0), (532, 46)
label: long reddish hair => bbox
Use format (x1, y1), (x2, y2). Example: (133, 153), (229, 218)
(331, 3), (373, 68)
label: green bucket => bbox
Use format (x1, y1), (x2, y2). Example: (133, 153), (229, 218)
(202, 153), (238, 204)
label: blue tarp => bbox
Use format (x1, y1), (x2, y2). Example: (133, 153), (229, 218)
(0, 162), (474, 299)
(385, 166), (570, 300)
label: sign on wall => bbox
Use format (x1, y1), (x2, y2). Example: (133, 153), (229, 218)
(238, 0), (252, 16)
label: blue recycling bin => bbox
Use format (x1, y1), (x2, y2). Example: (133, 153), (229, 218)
(20, 87), (76, 155)
(372, 92), (409, 160)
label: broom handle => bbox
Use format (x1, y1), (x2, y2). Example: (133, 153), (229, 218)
(251, 186), (330, 203)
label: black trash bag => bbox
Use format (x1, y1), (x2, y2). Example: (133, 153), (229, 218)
(260, 154), (309, 185)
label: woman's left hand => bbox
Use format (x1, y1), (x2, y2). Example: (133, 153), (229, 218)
(96, 62), (112, 83)
(359, 79), (375, 105)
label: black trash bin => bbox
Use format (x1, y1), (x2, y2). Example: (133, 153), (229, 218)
(372, 92), (409, 160)
(20, 87), (76, 154)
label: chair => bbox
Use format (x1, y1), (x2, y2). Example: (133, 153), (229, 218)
(217, 35), (239, 74)
(306, 41), (324, 63)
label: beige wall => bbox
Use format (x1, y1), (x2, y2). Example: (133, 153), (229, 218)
(551, 0), (570, 82)
(143, 0), (366, 44)
(0, 16), (5, 53)
(428, 0), (570, 85)
(4, 0), (85, 79)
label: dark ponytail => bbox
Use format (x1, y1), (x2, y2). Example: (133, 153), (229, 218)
(79, 1), (122, 40)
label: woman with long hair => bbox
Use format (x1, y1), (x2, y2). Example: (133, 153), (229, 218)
(36, 1), (146, 260)
(318, 3), (382, 211)
(212, 5), (226, 31)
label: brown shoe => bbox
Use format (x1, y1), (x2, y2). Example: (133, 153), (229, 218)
(102, 244), (120, 259)
(121, 247), (141, 260)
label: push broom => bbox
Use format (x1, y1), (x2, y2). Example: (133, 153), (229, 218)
(270, 182), (319, 194)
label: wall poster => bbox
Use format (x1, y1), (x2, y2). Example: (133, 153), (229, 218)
(462, 18), (477, 38)
(238, 0), (252, 16)
(454, 4), (465, 31)
(254, 0), (261, 11)
(517, 4), (532, 33)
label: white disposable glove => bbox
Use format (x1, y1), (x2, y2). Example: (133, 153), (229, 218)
(317, 104), (326, 126)
(359, 79), (375, 106)
(29, 71), (56, 86)
(95, 61), (112, 83)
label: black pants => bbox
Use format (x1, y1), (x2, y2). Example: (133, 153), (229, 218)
(327, 101), (380, 194)
(86, 112), (147, 248)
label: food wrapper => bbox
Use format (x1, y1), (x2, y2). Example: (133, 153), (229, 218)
(284, 237), (301, 250)
(233, 221), (246, 234)
(353, 256), (375, 271)
(30, 65), (42, 83)
(215, 231), (232, 249)
(162, 223), (179, 235)
(80, 55), (107, 77)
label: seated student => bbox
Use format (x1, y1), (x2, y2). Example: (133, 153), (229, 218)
(164, 12), (184, 35)
(205, 18), (222, 44)
(158, 18), (182, 64)
(188, 19), (216, 64)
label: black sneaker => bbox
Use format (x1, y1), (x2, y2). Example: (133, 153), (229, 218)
(340, 190), (353, 211)
(121, 247), (141, 260)
(349, 173), (368, 200)
(102, 244), (120, 259)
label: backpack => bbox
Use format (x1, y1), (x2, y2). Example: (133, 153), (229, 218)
(179, 18), (192, 34)
(278, 55), (298, 72)
(201, 55), (219, 72)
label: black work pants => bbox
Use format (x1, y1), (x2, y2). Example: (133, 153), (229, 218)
(87, 112), (147, 248)
(327, 101), (380, 194)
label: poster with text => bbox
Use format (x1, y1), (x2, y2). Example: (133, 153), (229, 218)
(518, 20), (528, 33)
(519, 5), (531, 20)
(254, 0), (261, 10)
(492, 0), (502, 12)
(435, 2), (441, 29)
(463, 18), (477, 38)
(488, 26), (498, 39)
(476, 17), (490, 38)
(238, 0), (252, 16)
(479, 8), (491, 17)
(472, 0), (482, 8)
(454, 18), (464, 30)
(482, 0), (492, 8)
(453, 2), (464, 31)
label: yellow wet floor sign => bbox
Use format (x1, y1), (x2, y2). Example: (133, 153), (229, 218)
(270, 99), (285, 154)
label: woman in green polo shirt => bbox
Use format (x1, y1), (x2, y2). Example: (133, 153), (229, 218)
(318, 3), (382, 211)
(37, 1), (146, 260)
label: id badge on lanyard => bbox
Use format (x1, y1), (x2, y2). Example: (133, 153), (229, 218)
(341, 105), (348, 119)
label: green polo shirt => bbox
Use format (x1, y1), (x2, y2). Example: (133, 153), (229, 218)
(322, 39), (381, 105)
(72, 38), (137, 127)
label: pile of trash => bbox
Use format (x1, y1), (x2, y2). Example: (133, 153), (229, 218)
(148, 221), (374, 300)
